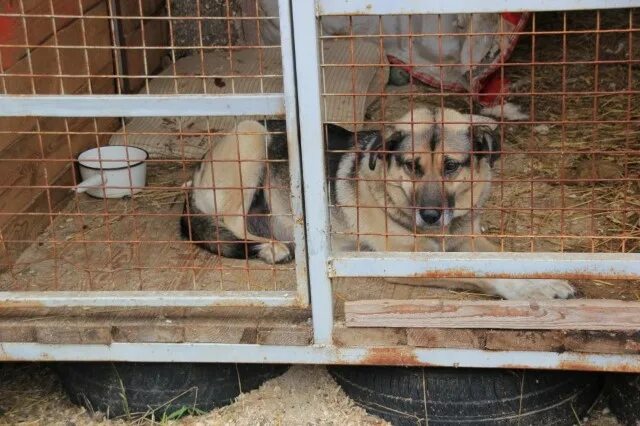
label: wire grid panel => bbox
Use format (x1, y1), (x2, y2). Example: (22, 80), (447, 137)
(312, 5), (640, 288)
(0, 0), (309, 308)
(0, 0), (281, 96)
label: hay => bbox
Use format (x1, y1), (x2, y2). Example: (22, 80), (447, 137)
(501, 9), (640, 254)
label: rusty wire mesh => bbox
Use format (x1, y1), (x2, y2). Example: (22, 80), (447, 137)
(0, 0), (282, 95)
(0, 0), (296, 293)
(320, 9), (640, 256)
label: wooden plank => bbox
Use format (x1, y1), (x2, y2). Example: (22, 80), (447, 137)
(112, 323), (186, 343)
(36, 324), (111, 344)
(257, 324), (312, 346)
(484, 330), (566, 352)
(407, 329), (486, 349)
(116, 0), (165, 34)
(121, 15), (168, 93)
(0, 67), (116, 226)
(0, 2), (115, 154)
(184, 321), (258, 344)
(333, 323), (406, 346)
(563, 331), (640, 354)
(0, 116), (119, 266)
(0, 167), (75, 269)
(0, 321), (36, 342)
(2, 1), (113, 96)
(0, 316), (313, 345)
(407, 328), (640, 354)
(345, 299), (640, 330)
(0, 112), (116, 231)
(0, 0), (104, 71)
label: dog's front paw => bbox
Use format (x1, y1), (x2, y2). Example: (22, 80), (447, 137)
(490, 279), (576, 300)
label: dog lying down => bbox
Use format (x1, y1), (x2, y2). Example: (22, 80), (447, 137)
(181, 107), (575, 300)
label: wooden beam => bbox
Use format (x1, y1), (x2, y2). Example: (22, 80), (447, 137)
(116, 0), (166, 34)
(0, 317), (313, 345)
(345, 299), (640, 330)
(121, 13), (168, 93)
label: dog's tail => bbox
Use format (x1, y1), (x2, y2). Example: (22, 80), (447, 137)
(180, 197), (261, 259)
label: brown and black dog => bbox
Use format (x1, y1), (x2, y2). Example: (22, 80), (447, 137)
(181, 107), (575, 300)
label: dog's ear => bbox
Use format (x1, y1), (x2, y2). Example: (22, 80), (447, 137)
(471, 123), (500, 167)
(360, 130), (405, 171)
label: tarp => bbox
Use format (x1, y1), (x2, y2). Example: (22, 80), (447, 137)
(253, 1), (528, 105)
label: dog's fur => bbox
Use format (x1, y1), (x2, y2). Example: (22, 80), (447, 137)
(181, 108), (575, 300)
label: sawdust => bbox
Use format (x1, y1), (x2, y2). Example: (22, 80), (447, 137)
(0, 363), (624, 425)
(0, 364), (384, 426)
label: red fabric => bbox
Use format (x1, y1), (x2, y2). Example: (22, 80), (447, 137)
(502, 12), (522, 26)
(0, 2), (17, 42)
(478, 74), (511, 106)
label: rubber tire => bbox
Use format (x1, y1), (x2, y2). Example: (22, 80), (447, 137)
(56, 362), (288, 419)
(328, 366), (603, 425)
(608, 373), (640, 426)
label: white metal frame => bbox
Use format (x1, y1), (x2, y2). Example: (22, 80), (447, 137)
(0, 0), (309, 310)
(2, 0), (640, 371)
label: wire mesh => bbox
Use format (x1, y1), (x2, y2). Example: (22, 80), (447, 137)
(0, 1), (297, 295)
(319, 9), (639, 257)
(0, 0), (282, 95)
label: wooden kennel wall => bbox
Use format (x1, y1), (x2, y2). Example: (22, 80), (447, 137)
(0, 0), (166, 268)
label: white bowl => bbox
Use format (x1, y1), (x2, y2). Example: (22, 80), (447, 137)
(75, 146), (148, 198)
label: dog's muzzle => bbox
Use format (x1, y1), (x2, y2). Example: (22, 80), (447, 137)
(415, 208), (453, 229)
(419, 209), (441, 225)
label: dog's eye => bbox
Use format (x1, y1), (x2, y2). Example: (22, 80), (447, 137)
(402, 159), (422, 176)
(444, 160), (461, 174)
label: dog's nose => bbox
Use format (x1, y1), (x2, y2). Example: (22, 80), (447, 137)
(419, 209), (441, 225)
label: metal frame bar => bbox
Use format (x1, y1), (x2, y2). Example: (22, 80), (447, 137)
(2, 342), (640, 372)
(1, 0), (639, 372)
(329, 252), (640, 279)
(316, 0), (639, 15)
(278, 0), (310, 306)
(0, 291), (299, 308)
(291, 0), (334, 345)
(0, 2), (309, 309)
(0, 94), (285, 117)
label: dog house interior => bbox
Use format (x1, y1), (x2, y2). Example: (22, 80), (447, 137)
(0, 1), (638, 354)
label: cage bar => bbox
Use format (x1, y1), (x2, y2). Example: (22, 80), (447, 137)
(2, 342), (640, 373)
(0, 94), (285, 117)
(329, 252), (640, 279)
(291, 0), (334, 344)
(317, 0), (637, 15)
(0, 290), (299, 308)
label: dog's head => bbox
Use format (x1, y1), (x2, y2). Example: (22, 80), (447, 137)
(361, 107), (500, 230)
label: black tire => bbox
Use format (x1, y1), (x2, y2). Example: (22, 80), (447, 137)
(55, 362), (288, 419)
(327, 366), (603, 425)
(608, 373), (640, 426)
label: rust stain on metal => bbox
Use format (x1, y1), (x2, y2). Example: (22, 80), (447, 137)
(557, 355), (640, 373)
(409, 269), (636, 281)
(0, 300), (45, 309)
(361, 347), (422, 365)
(501, 355), (640, 373)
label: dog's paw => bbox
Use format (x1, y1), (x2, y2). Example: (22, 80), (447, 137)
(490, 279), (576, 300)
(256, 242), (292, 264)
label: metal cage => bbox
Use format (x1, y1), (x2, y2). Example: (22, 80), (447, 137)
(1, 0), (640, 372)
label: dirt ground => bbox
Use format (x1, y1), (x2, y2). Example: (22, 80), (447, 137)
(0, 363), (622, 426)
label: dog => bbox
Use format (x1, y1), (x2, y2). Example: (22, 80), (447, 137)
(181, 107), (575, 300)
